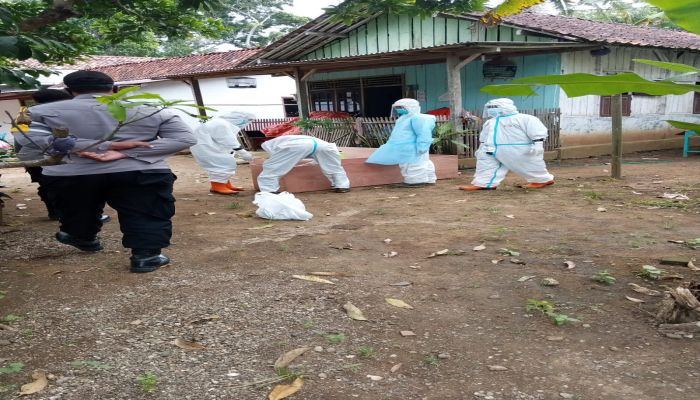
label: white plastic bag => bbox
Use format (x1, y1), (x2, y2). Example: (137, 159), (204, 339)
(253, 192), (313, 221)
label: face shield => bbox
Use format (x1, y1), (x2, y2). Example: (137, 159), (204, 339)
(482, 98), (518, 119)
(390, 98), (421, 118)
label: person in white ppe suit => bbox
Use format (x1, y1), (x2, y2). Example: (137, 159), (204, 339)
(257, 135), (350, 193)
(460, 98), (554, 190)
(190, 112), (255, 195)
(365, 98), (436, 186)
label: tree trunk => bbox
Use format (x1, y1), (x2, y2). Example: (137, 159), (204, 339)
(19, 0), (81, 32)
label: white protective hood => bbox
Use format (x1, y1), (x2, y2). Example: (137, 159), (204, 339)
(219, 111), (256, 129)
(391, 98), (421, 118)
(483, 98), (518, 119)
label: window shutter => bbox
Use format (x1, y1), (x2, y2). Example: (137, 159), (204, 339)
(600, 96), (612, 117)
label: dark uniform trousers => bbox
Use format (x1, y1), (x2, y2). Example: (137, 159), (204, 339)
(25, 167), (60, 219)
(42, 170), (176, 251)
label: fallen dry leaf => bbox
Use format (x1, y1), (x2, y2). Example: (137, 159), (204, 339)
(488, 365), (508, 371)
(390, 363), (402, 373)
(473, 244), (486, 251)
(428, 249), (449, 258)
(186, 314), (220, 326)
(628, 283), (660, 296)
(268, 377), (303, 400)
(597, 207), (607, 212)
(383, 251), (398, 258)
(383, 238), (392, 244)
(308, 271), (352, 277)
(505, 214), (515, 219)
(668, 240), (685, 244)
(564, 261), (576, 269)
(408, 265), (421, 269)
(173, 338), (206, 350)
(274, 347), (310, 370)
(517, 275), (536, 282)
(385, 298), (414, 309)
(510, 258), (526, 265)
(399, 330), (416, 337)
(292, 275), (336, 285)
(19, 370), (48, 395)
(491, 259), (503, 264)
(389, 281), (412, 287)
(343, 302), (368, 321)
(366, 375), (383, 381)
(688, 260), (700, 271)
(625, 296), (645, 304)
(541, 278), (560, 286)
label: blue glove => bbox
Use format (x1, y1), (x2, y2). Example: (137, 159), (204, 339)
(47, 135), (77, 155)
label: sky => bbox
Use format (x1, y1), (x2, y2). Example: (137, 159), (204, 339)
(284, 0), (343, 18)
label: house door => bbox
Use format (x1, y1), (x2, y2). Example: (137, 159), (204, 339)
(362, 86), (403, 117)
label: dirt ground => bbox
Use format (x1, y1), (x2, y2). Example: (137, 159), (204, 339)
(1, 151), (699, 400)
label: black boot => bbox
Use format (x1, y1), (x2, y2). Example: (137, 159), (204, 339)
(55, 231), (103, 252)
(130, 249), (169, 273)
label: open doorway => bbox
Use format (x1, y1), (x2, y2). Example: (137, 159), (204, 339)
(363, 86), (403, 117)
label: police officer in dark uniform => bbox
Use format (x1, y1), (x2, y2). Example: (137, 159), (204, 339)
(30, 71), (196, 272)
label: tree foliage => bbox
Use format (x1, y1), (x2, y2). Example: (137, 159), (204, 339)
(0, 0), (228, 88)
(326, 0), (486, 23)
(219, 0), (310, 48)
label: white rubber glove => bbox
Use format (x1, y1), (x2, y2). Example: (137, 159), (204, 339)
(237, 149), (254, 162)
(529, 141), (544, 157)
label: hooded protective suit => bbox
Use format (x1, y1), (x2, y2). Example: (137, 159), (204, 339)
(366, 98), (436, 184)
(257, 135), (350, 193)
(471, 98), (553, 188)
(190, 112), (254, 183)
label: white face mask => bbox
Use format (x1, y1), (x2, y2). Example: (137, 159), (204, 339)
(486, 108), (501, 118)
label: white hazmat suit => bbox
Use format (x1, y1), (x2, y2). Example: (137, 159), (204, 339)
(466, 99), (554, 189)
(190, 112), (254, 191)
(366, 98), (436, 185)
(257, 135), (350, 193)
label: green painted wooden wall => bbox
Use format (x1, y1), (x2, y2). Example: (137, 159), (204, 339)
(301, 15), (560, 61)
(308, 53), (562, 111)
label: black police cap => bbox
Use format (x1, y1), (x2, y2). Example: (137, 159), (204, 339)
(63, 70), (114, 89)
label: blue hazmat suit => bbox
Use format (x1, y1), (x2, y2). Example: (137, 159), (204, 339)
(365, 98), (437, 184)
(190, 112), (254, 183)
(471, 98), (554, 188)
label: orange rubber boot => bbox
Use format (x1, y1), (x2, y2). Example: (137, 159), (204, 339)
(523, 180), (555, 189)
(226, 181), (245, 191)
(459, 185), (496, 191)
(210, 182), (237, 195)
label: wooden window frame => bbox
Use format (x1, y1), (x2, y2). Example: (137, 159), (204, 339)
(600, 94), (632, 117)
(693, 92), (700, 114)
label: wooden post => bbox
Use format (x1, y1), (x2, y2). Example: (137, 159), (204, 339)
(294, 68), (310, 118)
(189, 77), (207, 118)
(446, 54), (463, 131)
(611, 94), (623, 179)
